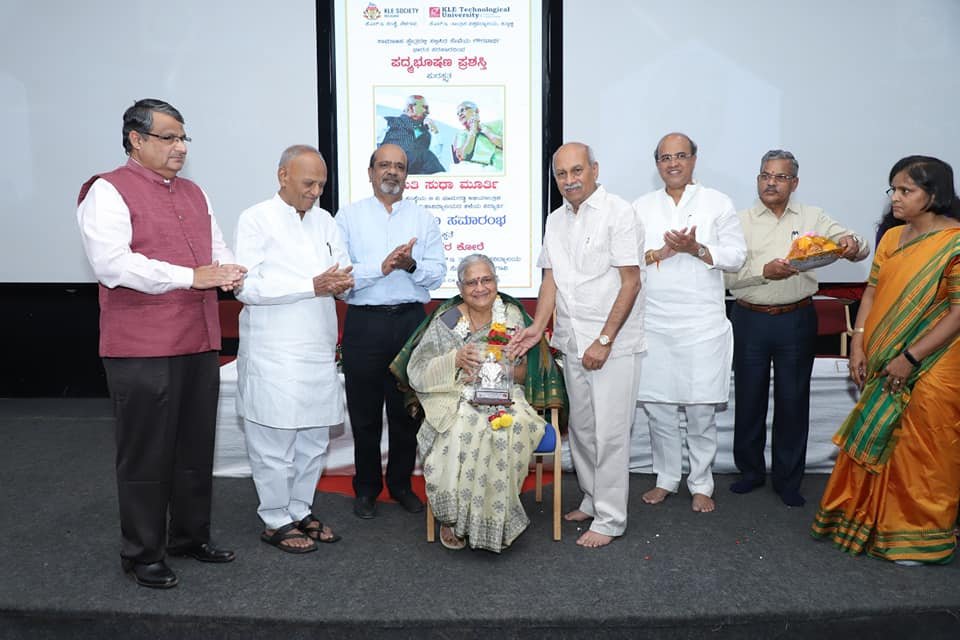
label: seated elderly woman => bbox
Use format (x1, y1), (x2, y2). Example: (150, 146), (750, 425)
(391, 254), (566, 552)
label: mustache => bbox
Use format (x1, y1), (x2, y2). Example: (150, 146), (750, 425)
(563, 182), (583, 192)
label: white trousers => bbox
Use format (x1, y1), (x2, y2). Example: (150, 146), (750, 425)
(642, 403), (717, 496)
(243, 419), (330, 529)
(563, 353), (642, 537)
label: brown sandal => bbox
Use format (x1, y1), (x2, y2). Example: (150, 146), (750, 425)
(439, 525), (466, 550)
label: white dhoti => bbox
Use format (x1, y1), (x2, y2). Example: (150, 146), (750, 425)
(563, 353), (642, 537)
(642, 403), (717, 496)
(242, 419), (330, 529)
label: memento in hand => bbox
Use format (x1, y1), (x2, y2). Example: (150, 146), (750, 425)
(472, 349), (514, 405)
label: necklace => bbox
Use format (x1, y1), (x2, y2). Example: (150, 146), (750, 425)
(464, 306), (491, 333)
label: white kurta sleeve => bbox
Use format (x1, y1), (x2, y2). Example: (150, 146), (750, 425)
(704, 201), (747, 272)
(234, 210), (315, 306)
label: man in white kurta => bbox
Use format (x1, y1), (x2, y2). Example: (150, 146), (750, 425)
(509, 142), (644, 548)
(234, 146), (354, 552)
(632, 133), (746, 513)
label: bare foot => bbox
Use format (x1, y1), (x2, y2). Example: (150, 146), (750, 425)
(576, 530), (615, 548)
(642, 487), (671, 504)
(564, 509), (593, 522)
(691, 493), (715, 512)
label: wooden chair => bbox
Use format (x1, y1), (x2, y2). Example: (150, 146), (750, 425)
(426, 406), (562, 543)
(813, 297), (855, 357)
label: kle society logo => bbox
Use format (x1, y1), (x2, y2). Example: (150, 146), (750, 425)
(429, 7), (441, 17)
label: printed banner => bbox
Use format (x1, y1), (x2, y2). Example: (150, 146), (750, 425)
(335, 0), (543, 296)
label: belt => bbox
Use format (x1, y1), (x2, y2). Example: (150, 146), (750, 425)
(352, 302), (422, 314)
(736, 297), (812, 316)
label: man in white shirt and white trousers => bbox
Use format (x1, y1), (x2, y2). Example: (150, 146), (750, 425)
(509, 142), (645, 548)
(234, 146), (354, 553)
(632, 132), (746, 513)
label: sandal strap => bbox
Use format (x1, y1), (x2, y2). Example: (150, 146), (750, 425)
(267, 521), (304, 543)
(298, 514), (319, 529)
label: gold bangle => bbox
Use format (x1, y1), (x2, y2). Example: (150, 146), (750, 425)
(851, 327), (865, 334)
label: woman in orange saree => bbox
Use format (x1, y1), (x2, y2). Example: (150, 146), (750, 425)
(812, 156), (960, 564)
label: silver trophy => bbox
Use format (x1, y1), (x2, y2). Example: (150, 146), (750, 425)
(472, 348), (514, 406)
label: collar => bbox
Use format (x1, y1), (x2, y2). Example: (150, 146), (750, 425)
(564, 184), (606, 214)
(272, 192), (305, 218)
(752, 198), (801, 218)
(125, 157), (176, 187)
(661, 181), (700, 205)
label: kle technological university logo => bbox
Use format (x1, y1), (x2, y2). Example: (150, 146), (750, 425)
(429, 6), (441, 17)
(363, 3), (381, 19)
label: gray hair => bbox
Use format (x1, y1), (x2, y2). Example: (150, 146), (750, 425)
(653, 132), (698, 161)
(760, 149), (799, 176)
(458, 100), (478, 111)
(122, 98), (184, 154)
(456, 254), (498, 285)
(278, 144), (323, 169)
(551, 142), (597, 178)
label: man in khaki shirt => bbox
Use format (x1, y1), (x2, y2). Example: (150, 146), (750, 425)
(725, 149), (868, 507)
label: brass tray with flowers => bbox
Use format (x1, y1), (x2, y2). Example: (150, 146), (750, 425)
(787, 233), (843, 271)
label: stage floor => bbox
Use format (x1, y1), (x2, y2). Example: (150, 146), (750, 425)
(2, 398), (959, 639)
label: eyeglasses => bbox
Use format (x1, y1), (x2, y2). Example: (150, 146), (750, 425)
(758, 172), (796, 183)
(460, 276), (496, 289)
(657, 152), (693, 164)
(140, 131), (192, 145)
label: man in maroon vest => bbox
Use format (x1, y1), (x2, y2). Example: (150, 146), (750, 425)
(77, 98), (246, 589)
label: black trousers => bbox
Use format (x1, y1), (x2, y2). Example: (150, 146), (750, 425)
(102, 351), (219, 563)
(731, 303), (817, 496)
(342, 304), (426, 498)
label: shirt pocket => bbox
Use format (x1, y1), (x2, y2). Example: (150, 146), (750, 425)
(579, 233), (612, 276)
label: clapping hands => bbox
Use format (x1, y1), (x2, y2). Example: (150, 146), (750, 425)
(313, 263), (354, 296)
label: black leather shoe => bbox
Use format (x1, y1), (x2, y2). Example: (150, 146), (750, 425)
(167, 542), (236, 563)
(353, 495), (377, 519)
(392, 490), (424, 514)
(121, 559), (178, 589)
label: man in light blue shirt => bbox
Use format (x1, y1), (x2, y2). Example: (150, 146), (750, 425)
(336, 143), (446, 519)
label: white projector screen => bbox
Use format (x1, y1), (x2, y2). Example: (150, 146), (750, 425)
(563, 0), (960, 282)
(0, 0), (318, 282)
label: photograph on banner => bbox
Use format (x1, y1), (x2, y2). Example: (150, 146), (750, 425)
(374, 86), (504, 176)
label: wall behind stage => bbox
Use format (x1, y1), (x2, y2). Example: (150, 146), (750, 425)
(0, 0), (318, 282)
(563, 0), (960, 282)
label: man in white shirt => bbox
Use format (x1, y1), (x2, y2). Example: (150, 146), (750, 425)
(234, 145), (354, 552)
(509, 142), (644, 548)
(632, 133), (746, 513)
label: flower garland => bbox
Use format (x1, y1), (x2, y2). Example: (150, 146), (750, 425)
(453, 295), (508, 343)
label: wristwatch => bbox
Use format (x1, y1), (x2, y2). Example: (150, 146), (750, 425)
(405, 259), (417, 274)
(598, 334), (612, 347)
(696, 244), (707, 258)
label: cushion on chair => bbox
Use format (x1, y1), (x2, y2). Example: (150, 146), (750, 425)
(534, 423), (556, 454)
